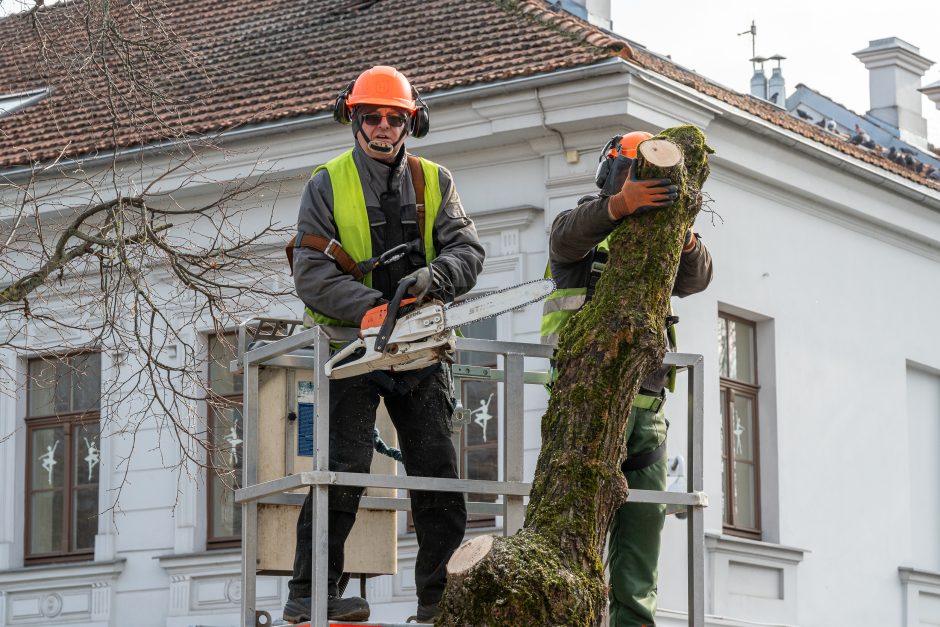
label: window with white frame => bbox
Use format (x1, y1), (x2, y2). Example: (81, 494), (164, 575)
(25, 352), (101, 564)
(206, 333), (243, 548)
(718, 313), (761, 538)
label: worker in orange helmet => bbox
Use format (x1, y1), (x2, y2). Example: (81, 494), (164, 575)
(541, 130), (713, 627)
(284, 66), (483, 624)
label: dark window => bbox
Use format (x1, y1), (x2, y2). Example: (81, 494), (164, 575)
(718, 314), (761, 538)
(25, 353), (101, 564)
(456, 317), (499, 527)
(207, 334), (243, 548)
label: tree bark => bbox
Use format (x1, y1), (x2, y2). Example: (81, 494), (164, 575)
(438, 125), (713, 626)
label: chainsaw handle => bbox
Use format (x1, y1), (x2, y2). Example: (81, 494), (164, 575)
(374, 276), (417, 354)
(323, 337), (365, 378)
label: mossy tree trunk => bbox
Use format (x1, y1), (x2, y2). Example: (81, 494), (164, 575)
(437, 126), (713, 626)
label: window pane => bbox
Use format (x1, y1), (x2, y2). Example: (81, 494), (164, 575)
(211, 471), (240, 539)
(457, 316), (498, 367)
(31, 427), (65, 488)
(455, 311), (500, 511)
(72, 353), (101, 412)
(28, 355), (101, 416)
(717, 317), (729, 378)
(732, 395), (755, 461)
(465, 448), (498, 504)
(209, 335), (241, 396)
(73, 488), (98, 550)
(733, 461), (757, 529)
(54, 361), (72, 413)
(728, 319), (756, 384)
(28, 359), (57, 416)
(463, 380), (497, 446)
(210, 404), (243, 539)
(74, 423), (101, 486)
(30, 491), (64, 554)
(719, 389), (731, 525)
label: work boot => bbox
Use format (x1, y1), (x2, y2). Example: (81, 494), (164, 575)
(406, 601), (441, 623)
(282, 596), (370, 623)
(282, 597), (310, 624)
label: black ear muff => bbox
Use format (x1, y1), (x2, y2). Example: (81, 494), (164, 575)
(333, 80), (355, 125)
(410, 87), (430, 138)
(593, 135), (623, 189)
(595, 158), (612, 189)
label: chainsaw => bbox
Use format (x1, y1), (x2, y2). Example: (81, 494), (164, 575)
(323, 276), (555, 379)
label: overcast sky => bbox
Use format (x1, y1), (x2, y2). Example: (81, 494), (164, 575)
(611, 0), (940, 146)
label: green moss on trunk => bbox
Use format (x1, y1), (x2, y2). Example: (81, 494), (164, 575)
(437, 126), (712, 626)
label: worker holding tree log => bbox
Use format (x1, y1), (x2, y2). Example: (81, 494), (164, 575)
(284, 66), (484, 623)
(541, 131), (713, 627)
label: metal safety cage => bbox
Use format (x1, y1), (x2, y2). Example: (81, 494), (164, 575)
(233, 318), (706, 627)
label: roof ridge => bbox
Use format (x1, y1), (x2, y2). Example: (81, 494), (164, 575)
(628, 47), (940, 192)
(494, 0), (632, 60)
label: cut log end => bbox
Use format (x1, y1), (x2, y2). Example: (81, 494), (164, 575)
(446, 534), (493, 576)
(638, 139), (683, 168)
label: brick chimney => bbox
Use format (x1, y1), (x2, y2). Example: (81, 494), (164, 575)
(854, 37), (934, 148)
(557, 0), (611, 30)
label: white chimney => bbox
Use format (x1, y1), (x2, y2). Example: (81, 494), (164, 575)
(921, 79), (940, 111)
(558, 0), (611, 30)
(854, 37), (934, 148)
(767, 55), (787, 107)
(749, 57), (768, 100)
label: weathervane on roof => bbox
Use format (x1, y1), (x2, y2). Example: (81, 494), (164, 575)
(738, 21), (786, 105)
(738, 20), (758, 71)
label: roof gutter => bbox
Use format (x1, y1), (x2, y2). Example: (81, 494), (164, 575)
(0, 59), (629, 182)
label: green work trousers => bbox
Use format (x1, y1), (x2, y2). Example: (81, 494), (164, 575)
(608, 402), (668, 627)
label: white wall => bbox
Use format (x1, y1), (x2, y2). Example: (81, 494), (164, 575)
(2, 62), (940, 627)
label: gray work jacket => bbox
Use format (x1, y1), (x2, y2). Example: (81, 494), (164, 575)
(549, 193), (714, 393)
(293, 144), (485, 325)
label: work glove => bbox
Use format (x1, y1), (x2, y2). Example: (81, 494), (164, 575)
(683, 228), (696, 252)
(405, 266), (433, 302)
(606, 161), (678, 221)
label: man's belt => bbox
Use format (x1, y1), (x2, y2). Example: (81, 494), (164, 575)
(621, 440), (666, 472)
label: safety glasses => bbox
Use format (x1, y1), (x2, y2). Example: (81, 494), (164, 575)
(360, 112), (409, 128)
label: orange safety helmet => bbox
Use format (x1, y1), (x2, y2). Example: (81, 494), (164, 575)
(346, 66), (417, 112)
(333, 66), (430, 138)
(605, 130), (653, 159)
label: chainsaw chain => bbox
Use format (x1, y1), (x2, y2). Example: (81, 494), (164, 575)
(443, 278), (555, 329)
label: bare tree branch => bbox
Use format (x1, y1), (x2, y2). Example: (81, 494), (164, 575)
(1, 0), (297, 515)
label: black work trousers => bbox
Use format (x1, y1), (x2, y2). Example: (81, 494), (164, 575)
(288, 365), (467, 606)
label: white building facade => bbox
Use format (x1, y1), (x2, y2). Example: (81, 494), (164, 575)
(2, 40), (940, 627)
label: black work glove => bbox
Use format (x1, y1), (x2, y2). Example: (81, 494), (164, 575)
(607, 161), (678, 220)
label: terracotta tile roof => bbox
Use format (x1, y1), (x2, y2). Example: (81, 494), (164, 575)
(0, 0), (626, 169)
(628, 47), (940, 191)
(0, 0), (936, 192)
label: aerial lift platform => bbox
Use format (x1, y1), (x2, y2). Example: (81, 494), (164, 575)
(233, 318), (707, 627)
